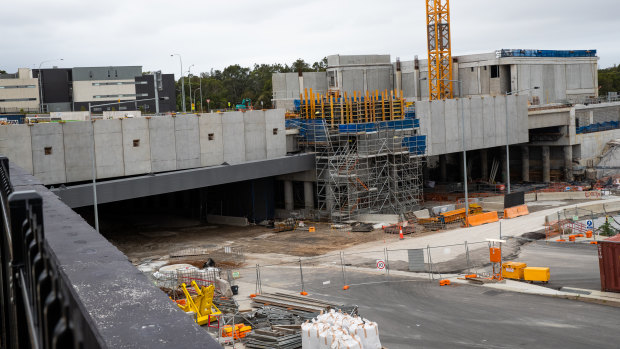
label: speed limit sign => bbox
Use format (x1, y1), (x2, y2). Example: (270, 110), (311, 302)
(376, 259), (386, 271)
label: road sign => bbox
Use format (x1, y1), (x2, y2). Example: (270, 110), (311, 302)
(376, 259), (386, 271)
(586, 219), (594, 229)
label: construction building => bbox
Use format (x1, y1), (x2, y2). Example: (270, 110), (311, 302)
(0, 66), (176, 113)
(274, 49), (620, 221)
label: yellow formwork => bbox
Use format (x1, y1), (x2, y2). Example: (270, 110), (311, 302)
(501, 262), (527, 280)
(523, 267), (550, 283)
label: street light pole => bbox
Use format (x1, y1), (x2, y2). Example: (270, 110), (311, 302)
(170, 54), (186, 113)
(38, 58), (63, 113)
(187, 64), (194, 112)
(88, 96), (168, 232)
(504, 86), (539, 193)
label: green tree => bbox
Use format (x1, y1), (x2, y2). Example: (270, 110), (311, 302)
(598, 64), (620, 96)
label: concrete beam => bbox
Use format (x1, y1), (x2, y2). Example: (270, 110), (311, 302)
(52, 154), (315, 208)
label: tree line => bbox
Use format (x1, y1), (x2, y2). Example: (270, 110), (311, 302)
(175, 58), (327, 112)
(598, 65), (620, 97)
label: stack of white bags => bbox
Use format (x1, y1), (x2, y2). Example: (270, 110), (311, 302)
(301, 310), (382, 349)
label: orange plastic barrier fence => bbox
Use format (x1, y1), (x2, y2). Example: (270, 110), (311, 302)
(439, 279), (451, 286)
(466, 211), (499, 227)
(568, 235), (576, 242)
(586, 231), (593, 238)
(503, 204), (529, 219)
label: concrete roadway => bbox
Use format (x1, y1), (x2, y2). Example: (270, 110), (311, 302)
(343, 197), (620, 264)
(279, 269), (620, 349)
(516, 242), (601, 291)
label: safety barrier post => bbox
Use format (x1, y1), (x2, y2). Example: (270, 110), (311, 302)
(340, 251), (349, 290)
(299, 259), (307, 296)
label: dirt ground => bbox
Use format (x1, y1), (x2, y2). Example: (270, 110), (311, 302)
(101, 214), (393, 264)
(99, 199), (584, 267)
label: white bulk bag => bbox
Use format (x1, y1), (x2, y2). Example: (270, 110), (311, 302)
(330, 334), (362, 349)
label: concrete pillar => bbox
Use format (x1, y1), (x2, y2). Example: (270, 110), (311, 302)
(480, 149), (488, 181)
(439, 155), (447, 182)
(501, 148), (507, 184)
(542, 146), (551, 183)
(564, 145), (573, 182)
(199, 188), (208, 222)
(521, 146), (530, 182)
(284, 180), (294, 211)
(303, 181), (314, 210)
(459, 153), (465, 183)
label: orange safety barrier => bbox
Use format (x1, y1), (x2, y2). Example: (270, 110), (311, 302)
(590, 241), (598, 245)
(556, 239), (566, 242)
(464, 274), (478, 279)
(586, 230), (593, 238)
(439, 279), (451, 286)
(503, 204), (529, 219)
(568, 235), (576, 242)
(466, 211), (499, 227)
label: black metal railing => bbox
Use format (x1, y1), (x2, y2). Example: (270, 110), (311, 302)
(0, 156), (102, 349)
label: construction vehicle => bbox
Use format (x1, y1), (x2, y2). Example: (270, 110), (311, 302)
(175, 281), (222, 325)
(235, 98), (253, 110)
(417, 203), (483, 226)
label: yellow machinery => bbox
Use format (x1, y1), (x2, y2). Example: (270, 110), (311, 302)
(426, 0), (454, 100)
(523, 267), (550, 283)
(417, 204), (483, 226)
(176, 281), (222, 325)
(501, 262), (550, 283)
(501, 262), (527, 280)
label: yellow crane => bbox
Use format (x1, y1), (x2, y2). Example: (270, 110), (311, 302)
(426, 0), (454, 100)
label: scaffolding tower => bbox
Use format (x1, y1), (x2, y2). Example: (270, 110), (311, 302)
(292, 99), (425, 222)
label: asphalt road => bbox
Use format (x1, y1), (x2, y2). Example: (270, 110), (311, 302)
(257, 268), (620, 349)
(515, 241), (601, 290)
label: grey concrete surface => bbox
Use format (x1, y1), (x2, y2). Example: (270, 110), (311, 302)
(0, 110), (289, 185)
(246, 266), (619, 349)
(516, 242), (601, 290)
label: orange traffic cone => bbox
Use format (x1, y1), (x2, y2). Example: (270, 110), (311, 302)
(399, 227), (404, 240)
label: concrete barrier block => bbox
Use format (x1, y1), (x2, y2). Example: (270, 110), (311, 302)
(149, 116), (177, 173)
(62, 122), (94, 182)
(122, 118), (151, 176)
(199, 114), (224, 166)
(174, 114), (201, 169)
(94, 119), (124, 179)
(31, 123), (66, 184)
(243, 110), (266, 161)
(0, 125), (33, 174)
(265, 109), (286, 158)
(222, 112), (246, 165)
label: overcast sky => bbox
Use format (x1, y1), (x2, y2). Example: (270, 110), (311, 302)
(3, 0), (619, 76)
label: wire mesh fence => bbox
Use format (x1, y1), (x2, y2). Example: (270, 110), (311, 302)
(226, 239), (501, 296)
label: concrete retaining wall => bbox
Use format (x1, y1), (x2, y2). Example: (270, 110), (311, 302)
(537, 191), (602, 201)
(416, 95), (528, 156)
(0, 110), (287, 185)
(199, 114), (224, 166)
(62, 122), (93, 182)
(149, 116), (177, 172)
(222, 112), (246, 165)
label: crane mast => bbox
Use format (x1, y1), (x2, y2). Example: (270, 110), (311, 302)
(426, 0), (453, 100)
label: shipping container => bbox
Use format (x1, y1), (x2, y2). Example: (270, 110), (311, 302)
(598, 235), (620, 293)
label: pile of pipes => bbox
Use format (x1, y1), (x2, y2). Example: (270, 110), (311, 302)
(246, 326), (302, 349)
(301, 310), (381, 349)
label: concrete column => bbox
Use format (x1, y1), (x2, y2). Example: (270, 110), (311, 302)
(501, 148), (507, 184)
(459, 153), (465, 183)
(303, 181), (314, 210)
(542, 146), (551, 183)
(564, 145), (573, 182)
(199, 187), (208, 222)
(480, 149), (488, 181)
(521, 146), (530, 182)
(439, 155), (447, 182)
(284, 180), (294, 211)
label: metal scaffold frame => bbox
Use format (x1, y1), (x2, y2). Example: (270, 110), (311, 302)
(296, 104), (425, 223)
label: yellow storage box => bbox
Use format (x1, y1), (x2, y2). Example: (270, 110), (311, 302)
(501, 262), (527, 280)
(523, 267), (550, 283)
